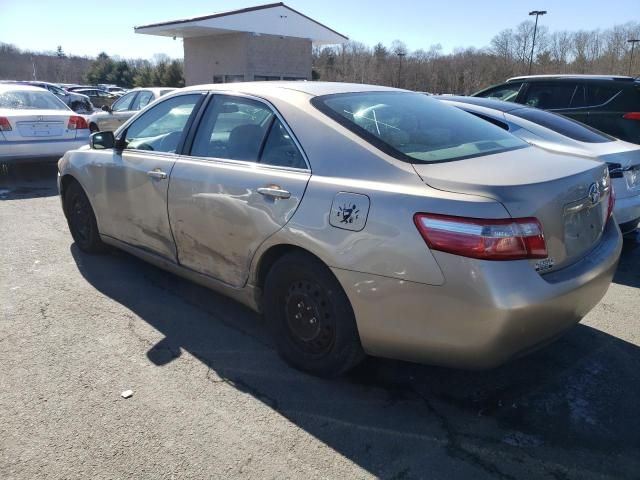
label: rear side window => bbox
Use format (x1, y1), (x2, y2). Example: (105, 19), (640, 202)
(522, 83), (577, 109)
(191, 96), (274, 161)
(571, 85), (621, 108)
(510, 107), (616, 143)
(312, 92), (527, 164)
(191, 95), (306, 168)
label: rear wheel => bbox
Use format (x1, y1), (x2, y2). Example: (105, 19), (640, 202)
(63, 181), (105, 253)
(89, 122), (99, 133)
(263, 251), (364, 376)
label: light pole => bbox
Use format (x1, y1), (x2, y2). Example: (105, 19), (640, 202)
(528, 10), (547, 75)
(628, 39), (640, 76)
(397, 52), (406, 88)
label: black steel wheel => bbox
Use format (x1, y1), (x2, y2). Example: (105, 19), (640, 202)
(263, 251), (364, 376)
(63, 181), (105, 253)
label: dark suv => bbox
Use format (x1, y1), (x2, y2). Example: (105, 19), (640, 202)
(473, 75), (640, 144)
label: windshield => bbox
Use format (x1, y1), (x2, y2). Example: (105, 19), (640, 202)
(312, 92), (527, 163)
(0, 90), (69, 111)
(509, 107), (616, 143)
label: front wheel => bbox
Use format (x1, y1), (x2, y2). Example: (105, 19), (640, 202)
(263, 251), (364, 376)
(63, 181), (105, 253)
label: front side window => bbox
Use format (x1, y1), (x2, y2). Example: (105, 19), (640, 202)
(476, 83), (523, 102)
(0, 90), (69, 110)
(523, 83), (576, 109)
(131, 91), (154, 111)
(123, 94), (200, 153)
(313, 92), (526, 163)
(112, 92), (137, 112)
(509, 107), (615, 143)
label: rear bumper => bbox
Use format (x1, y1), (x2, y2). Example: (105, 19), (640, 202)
(0, 137), (89, 163)
(333, 218), (622, 369)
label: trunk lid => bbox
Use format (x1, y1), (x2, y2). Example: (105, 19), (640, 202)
(413, 147), (611, 272)
(0, 109), (75, 141)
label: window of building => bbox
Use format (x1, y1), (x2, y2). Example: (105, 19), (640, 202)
(254, 75), (281, 81)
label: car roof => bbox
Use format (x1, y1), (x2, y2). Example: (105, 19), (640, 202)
(181, 81), (404, 97)
(434, 95), (522, 112)
(0, 83), (51, 93)
(507, 74), (639, 83)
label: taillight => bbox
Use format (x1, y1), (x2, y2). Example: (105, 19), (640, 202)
(67, 115), (88, 130)
(622, 112), (640, 121)
(607, 185), (616, 219)
(0, 117), (12, 131)
(414, 214), (548, 260)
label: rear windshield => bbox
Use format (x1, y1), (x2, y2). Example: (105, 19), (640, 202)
(312, 92), (527, 163)
(509, 107), (615, 143)
(0, 90), (69, 111)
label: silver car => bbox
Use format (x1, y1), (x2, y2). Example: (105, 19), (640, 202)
(86, 87), (175, 132)
(58, 82), (622, 376)
(437, 96), (640, 234)
(0, 84), (90, 164)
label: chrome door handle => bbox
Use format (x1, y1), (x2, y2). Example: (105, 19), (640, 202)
(257, 186), (291, 199)
(147, 169), (167, 179)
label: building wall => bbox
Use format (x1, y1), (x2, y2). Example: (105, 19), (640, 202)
(247, 34), (311, 80)
(184, 33), (249, 86)
(183, 33), (312, 86)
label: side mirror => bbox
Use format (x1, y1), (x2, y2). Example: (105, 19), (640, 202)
(102, 105), (112, 113)
(90, 131), (115, 150)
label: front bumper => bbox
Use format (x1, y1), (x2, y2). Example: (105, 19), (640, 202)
(333, 218), (622, 369)
(0, 138), (89, 163)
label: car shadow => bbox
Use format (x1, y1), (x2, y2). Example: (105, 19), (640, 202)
(0, 163), (59, 200)
(613, 231), (640, 288)
(70, 245), (640, 479)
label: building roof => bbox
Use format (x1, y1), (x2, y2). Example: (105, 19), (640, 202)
(134, 2), (348, 45)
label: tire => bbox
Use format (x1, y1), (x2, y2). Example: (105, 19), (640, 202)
(263, 251), (365, 377)
(63, 181), (105, 254)
(89, 123), (99, 133)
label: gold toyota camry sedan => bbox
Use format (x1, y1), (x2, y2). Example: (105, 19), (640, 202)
(58, 82), (622, 376)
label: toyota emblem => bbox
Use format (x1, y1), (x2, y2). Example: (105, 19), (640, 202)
(588, 183), (600, 205)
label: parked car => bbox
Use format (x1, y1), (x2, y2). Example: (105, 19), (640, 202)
(473, 75), (640, 145)
(0, 84), (90, 163)
(69, 88), (118, 109)
(437, 95), (640, 234)
(58, 82), (621, 376)
(99, 85), (127, 96)
(0, 80), (92, 113)
(86, 87), (175, 132)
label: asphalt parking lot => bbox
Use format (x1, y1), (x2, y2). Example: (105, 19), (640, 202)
(1, 163), (639, 480)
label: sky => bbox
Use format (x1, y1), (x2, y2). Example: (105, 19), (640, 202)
(1, 0), (638, 60)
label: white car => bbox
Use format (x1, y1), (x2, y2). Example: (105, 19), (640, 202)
(438, 96), (640, 234)
(86, 87), (175, 133)
(0, 84), (90, 164)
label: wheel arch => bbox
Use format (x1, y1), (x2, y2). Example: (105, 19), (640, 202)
(253, 243), (331, 292)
